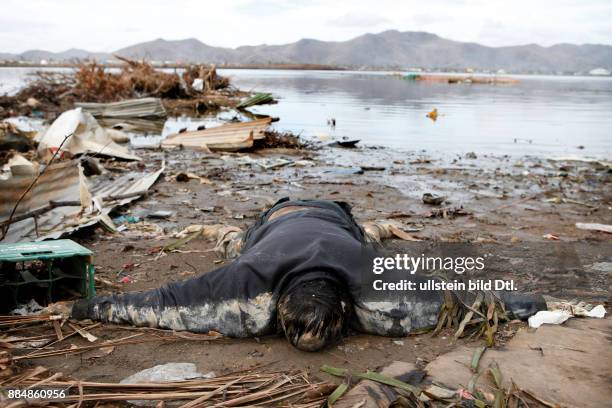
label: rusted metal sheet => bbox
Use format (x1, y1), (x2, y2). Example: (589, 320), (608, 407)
(76, 97), (166, 119)
(0, 161), (164, 243)
(0, 160), (82, 221)
(161, 118), (271, 151)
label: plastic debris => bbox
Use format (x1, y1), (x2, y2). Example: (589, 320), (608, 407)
(120, 363), (215, 406)
(113, 215), (142, 224)
(10, 299), (44, 316)
(37, 108), (140, 161)
(333, 139), (360, 148)
(528, 310), (572, 328)
(121, 362), (215, 384)
(426, 108), (438, 121)
(422, 193), (445, 205)
(576, 222), (612, 234)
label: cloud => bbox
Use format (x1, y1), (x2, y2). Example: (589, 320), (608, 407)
(412, 14), (450, 26)
(0, 0), (611, 53)
(331, 12), (390, 28)
(234, 0), (312, 17)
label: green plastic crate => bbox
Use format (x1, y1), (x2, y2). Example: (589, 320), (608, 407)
(0, 240), (95, 312)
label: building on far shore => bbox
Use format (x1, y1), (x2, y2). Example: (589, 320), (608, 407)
(589, 67), (610, 76)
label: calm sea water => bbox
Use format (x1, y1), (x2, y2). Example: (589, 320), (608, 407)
(2, 67), (611, 158)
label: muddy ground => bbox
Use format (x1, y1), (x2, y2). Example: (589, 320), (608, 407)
(15, 140), (612, 386)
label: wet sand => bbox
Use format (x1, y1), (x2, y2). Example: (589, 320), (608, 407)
(27, 143), (611, 383)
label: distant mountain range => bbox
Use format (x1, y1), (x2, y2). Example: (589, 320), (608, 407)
(2, 30), (611, 74)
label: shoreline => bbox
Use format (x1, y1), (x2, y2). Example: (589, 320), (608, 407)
(1, 62), (610, 78)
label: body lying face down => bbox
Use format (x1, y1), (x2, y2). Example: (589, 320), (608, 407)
(71, 199), (547, 351)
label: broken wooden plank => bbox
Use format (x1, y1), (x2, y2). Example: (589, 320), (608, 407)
(161, 118), (271, 152)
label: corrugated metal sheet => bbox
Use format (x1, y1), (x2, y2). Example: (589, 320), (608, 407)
(76, 97), (167, 119)
(0, 160), (81, 220)
(161, 118), (271, 151)
(0, 161), (164, 243)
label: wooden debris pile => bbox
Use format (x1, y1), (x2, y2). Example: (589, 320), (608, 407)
(0, 314), (221, 363)
(2, 367), (332, 407)
(0, 314), (332, 407)
(0, 57), (237, 119)
(183, 64), (231, 93)
(259, 129), (305, 149)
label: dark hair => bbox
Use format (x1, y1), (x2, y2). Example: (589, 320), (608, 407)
(277, 279), (350, 351)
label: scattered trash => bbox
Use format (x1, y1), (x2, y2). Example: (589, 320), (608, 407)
(2, 154), (38, 177)
(113, 215), (142, 224)
(120, 276), (133, 284)
(426, 207), (471, 219)
(530, 303), (606, 328)
(0, 121), (35, 153)
(198, 206), (216, 213)
(147, 210), (174, 219)
(546, 299), (607, 318)
(588, 262), (612, 273)
(82, 341), (115, 359)
(175, 172), (194, 182)
(325, 167), (364, 175)
(426, 108), (438, 121)
(405, 74), (519, 85)
(549, 155), (612, 167)
(0, 240), (95, 312)
(585, 305), (607, 318)
(294, 159), (316, 167)
(528, 310), (572, 328)
(121, 362), (215, 385)
(192, 78), (204, 91)
(237, 93), (275, 109)
(234, 155), (295, 170)
(9, 299), (44, 316)
(331, 139), (360, 148)
(363, 220), (422, 242)
(255, 158), (294, 170)
(542, 233), (560, 240)
(106, 128), (130, 143)
(422, 193), (445, 205)
(576, 222), (612, 234)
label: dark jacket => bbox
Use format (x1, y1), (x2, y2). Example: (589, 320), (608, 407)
(72, 198), (546, 337)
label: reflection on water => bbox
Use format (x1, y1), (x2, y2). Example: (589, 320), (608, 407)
(220, 69), (612, 158)
(1, 68), (611, 157)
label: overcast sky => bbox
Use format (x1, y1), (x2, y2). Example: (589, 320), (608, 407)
(1, 0), (611, 53)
